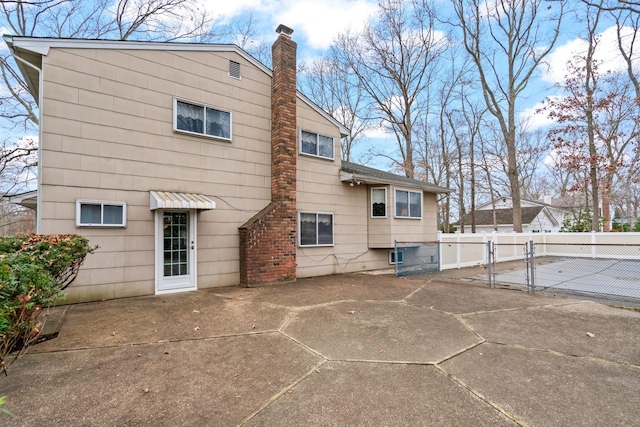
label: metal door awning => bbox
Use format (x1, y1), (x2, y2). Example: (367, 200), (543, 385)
(149, 191), (216, 211)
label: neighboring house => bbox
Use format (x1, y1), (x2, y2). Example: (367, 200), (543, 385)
(6, 26), (448, 303)
(458, 197), (569, 233)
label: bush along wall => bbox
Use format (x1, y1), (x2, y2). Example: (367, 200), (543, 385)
(0, 235), (96, 374)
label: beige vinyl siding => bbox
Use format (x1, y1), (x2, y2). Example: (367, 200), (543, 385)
(367, 191), (438, 248)
(40, 47), (272, 302)
(296, 103), (389, 276)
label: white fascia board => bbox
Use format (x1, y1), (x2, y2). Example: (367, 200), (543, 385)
(6, 36), (272, 74)
(297, 91), (350, 137)
(542, 207), (559, 226)
(7, 36), (350, 139)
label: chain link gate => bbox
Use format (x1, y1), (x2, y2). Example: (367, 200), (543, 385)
(394, 241), (439, 276)
(487, 240), (535, 293)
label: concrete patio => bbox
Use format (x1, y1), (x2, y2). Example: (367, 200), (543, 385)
(1, 273), (639, 426)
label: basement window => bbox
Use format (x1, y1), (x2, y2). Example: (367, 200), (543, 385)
(389, 249), (404, 264)
(299, 212), (334, 247)
(300, 130), (334, 160)
(174, 99), (232, 141)
(76, 200), (126, 227)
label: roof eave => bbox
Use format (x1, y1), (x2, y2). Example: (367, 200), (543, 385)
(5, 36), (349, 136)
(6, 189), (38, 210)
(5, 36), (42, 100)
(297, 92), (349, 137)
(340, 170), (450, 194)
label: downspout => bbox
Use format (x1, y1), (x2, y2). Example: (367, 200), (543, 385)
(11, 50), (43, 234)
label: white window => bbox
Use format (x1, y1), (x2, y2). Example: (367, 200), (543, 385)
(174, 99), (232, 141)
(76, 200), (126, 227)
(371, 187), (387, 218)
(300, 130), (334, 160)
(389, 249), (404, 264)
(298, 212), (334, 247)
(395, 189), (422, 219)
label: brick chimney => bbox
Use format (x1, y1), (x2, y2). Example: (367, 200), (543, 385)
(238, 25), (297, 287)
(271, 24), (297, 203)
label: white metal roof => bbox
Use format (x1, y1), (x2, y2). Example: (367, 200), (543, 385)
(150, 191), (215, 211)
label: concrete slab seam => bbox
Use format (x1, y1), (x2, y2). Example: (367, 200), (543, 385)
(488, 341), (640, 370)
(456, 300), (585, 318)
(401, 284), (427, 302)
(277, 310), (298, 332)
(434, 339), (486, 365)
(433, 364), (528, 427)
(453, 314), (485, 339)
(28, 330), (281, 355)
(335, 358), (437, 365)
(292, 299), (361, 311)
(237, 358), (328, 426)
(457, 307), (529, 317)
(277, 330), (328, 359)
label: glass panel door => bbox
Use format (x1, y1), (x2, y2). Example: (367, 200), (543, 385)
(163, 212), (189, 277)
(156, 210), (195, 293)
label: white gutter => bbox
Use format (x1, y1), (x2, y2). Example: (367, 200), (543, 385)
(11, 49), (43, 233)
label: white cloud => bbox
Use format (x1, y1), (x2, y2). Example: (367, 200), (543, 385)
(519, 98), (560, 130)
(197, 0), (377, 50)
(543, 25), (640, 84)
(362, 124), (392, 140)
(201, 0), (267, 18)
(277, 0), (377, 50)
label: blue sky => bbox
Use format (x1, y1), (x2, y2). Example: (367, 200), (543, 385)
(220, 1), (635, 129)
(2, 0), (637, 166)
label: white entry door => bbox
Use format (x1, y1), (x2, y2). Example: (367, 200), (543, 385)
(156, 210), (196, 293)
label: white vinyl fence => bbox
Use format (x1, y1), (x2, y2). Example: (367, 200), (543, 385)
(438, 232), (640, 270)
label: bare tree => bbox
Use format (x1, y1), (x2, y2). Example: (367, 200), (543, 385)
(0, 136), (37, 196)
(614, 7), (640, 100)
(542, 2), (613, 231)
(583, 0), (640, 14)
(0, 0), (239, 212)
(300, 48), (370, 162)
(1, 0), (228, 125)
(335, 0), (447, 178)
(228, 11), (271, 66)
(451, 0), (565, 231)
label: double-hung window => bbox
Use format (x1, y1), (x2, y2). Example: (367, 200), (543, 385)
(298, 212), (334, 247)
(174, 99), (231, 141)
(76, 200), (126, 227)
(371, 188), (387, 217)
(394, 189), (422, 219)
(300, 130), (334, 160)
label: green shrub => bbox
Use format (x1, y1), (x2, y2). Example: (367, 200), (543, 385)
(560, 210), (603, 232)
(0, 234), (96, 372)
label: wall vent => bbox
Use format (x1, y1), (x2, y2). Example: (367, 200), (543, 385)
(229, 60), (241, 79)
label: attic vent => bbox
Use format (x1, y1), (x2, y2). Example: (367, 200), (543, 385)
(229, 60), (240, 79)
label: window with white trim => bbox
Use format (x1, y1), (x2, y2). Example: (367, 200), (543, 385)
(299, 212), (334, 247)
(371, 187), (387, 218)
(389, 249), (404, 264)
(174, 99), (231, 141)
(395, 189), (422, 218)
(300, 130), (334, 160)
(76, 200), (126, 227)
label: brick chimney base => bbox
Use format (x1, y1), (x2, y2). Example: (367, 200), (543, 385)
(239, 201), (297, 287)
